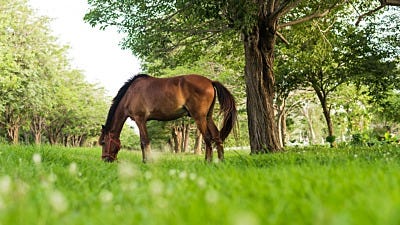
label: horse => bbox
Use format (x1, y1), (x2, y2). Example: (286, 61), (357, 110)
(99, 74), (237, 163)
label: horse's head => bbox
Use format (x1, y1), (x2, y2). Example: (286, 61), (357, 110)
(99, 125), (121, 162)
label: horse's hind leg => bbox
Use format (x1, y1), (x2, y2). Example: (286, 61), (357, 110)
(194, 117), (213, 162)
(207, 119), (224, 161)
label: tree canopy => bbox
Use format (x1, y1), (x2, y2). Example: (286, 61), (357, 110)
(0, 0), (108, 145)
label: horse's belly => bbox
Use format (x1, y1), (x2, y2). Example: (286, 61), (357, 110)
(148, 107), (188, 121)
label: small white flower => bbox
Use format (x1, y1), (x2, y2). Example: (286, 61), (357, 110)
(49, 190), (68, 213)
(178, 171), (187, 179)
(118, 161), (137, 180)
(69, 162), (78, 175)
(197, 177), (207, 189)
(121, 181), (138, 192)
(205, 189), (219, 204)
(0, 176), (12, 194)
(144, 171), (152, 180)
(48, 173), (57, 183)
(99, 190), (113, 203)
(32, 153), (41, 164)
(149, 179), (164, 195)
(189, 173), (197, 181)
(232, 211), (260, 225)
(168, 169), (177, 176)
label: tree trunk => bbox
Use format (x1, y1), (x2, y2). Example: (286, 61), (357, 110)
(242, 15), (282, 153)
(31, 115), (45, 145)
(47, 123), (64, 145)
(276, 97), (286, 147)
(182, 123), (190, 153)
(315, 90), (335, 147)
(79, 135), (86, 147)
(280, 109), (287, 147)
(4, 108), (20, 144)
(300, 105), (316, 144)
(171, 125), (182, 153)
(7, 125), (19, 144)
(322, 103), (334, 142)
(193, 129), (203, 155)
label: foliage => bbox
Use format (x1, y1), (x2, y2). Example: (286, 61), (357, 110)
(119, 123), (141, 150)
(325, 135), (336, 143)
(1, 145), (400, 225)
(372, 91), (400, 127)
(0, 0), (109, 145)
(275, 7), (399, 144)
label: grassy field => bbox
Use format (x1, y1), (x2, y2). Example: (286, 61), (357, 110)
(0, 144), (399, 225)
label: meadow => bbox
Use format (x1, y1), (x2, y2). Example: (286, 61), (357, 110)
(0, 144), (399, 225)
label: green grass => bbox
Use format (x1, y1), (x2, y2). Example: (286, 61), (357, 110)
(0, 145), (399, 225)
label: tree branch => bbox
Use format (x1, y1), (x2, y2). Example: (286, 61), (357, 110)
(266, 0), (276, 14)
(278, 0), (345, 28)
(355, 4), (386, 26)
(163, 1), (195, 21)
(276, 31), (289, 45)
(271, 0), (302, 21)
(279, 9), (330, 28)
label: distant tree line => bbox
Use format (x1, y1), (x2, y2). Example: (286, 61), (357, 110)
(0, 0), (108, 146)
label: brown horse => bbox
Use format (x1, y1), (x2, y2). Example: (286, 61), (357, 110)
(99, 74), (237, 163)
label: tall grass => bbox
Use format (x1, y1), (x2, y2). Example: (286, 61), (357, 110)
(0, 145), (399, 225)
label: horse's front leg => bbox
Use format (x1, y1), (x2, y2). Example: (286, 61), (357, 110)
(134, 117), (151, 163)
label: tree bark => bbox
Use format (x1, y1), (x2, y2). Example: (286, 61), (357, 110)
(242, 10), (282, 153)
(193, 129), (203, 155)
(182, 123), (190, 153)
(5, 109), (20, 144)
(7, 125), (19, 144)
(300, 104), (316, 144)
(31, 115), (45, 145)
(171, 125), (183, 153)
(276, 97), (287, 147)
(314, 88), (335, 147)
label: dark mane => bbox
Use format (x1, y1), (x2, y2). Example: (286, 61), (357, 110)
(104, 74), (150, 131)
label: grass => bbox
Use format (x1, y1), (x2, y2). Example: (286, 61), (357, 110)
(0, 144), (399, 225)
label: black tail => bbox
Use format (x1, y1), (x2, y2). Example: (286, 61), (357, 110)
(212, 81), (237, 141)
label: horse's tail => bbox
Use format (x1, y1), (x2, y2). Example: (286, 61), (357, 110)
(212, 81), (237, 142)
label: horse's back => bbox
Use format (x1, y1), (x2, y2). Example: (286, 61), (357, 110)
(125, 74), (215, 121)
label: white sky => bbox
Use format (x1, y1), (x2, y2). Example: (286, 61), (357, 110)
(28, 0), (141, 96)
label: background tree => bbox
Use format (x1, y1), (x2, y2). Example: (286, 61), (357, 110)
(0, 0), (55, 143)
(0, 0), (109, 145)
(276, 11), (398, 146)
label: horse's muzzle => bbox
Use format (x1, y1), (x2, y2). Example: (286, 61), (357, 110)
(102, 156), (116, 163)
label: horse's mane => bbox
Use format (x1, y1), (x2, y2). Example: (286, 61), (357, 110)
(104, 74), (150, 131)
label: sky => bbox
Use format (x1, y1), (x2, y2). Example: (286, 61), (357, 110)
(28, 0), (141, 96)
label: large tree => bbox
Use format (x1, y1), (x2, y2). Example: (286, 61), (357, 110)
(85, 0), (350, 153)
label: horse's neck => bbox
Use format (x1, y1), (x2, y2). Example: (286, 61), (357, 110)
(109, 110), (128, 138)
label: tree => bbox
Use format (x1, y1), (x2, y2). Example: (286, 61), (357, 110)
(0, 0), (111, 145)
(276, 10), (399, 146)
(85, 0), (348, 153)
(0, 0), (56, 143)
